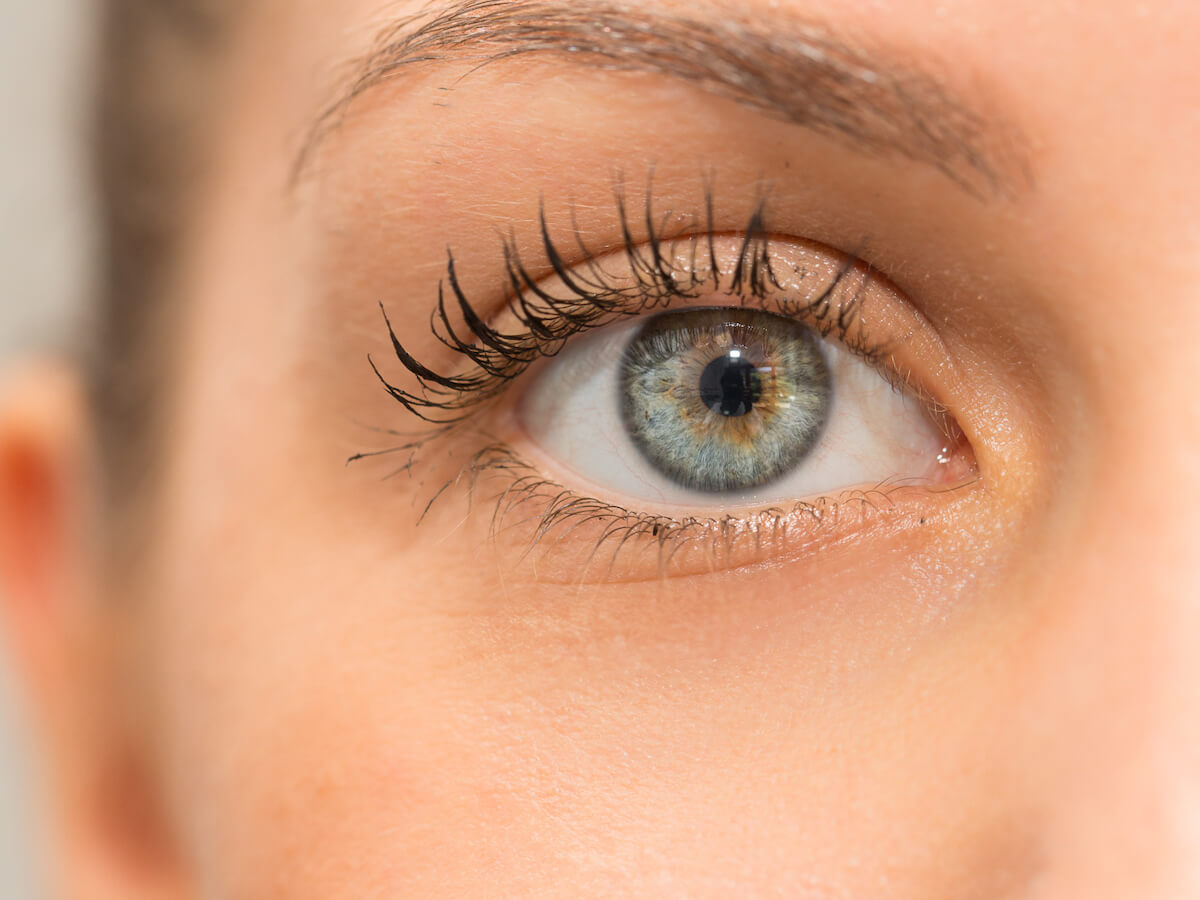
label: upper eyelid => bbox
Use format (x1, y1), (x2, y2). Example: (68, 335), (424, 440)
(365, 192), (919, 431)
(295, 0), (1032, 198)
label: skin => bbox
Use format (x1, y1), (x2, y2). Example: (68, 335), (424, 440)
(1, 0), (1199, 896)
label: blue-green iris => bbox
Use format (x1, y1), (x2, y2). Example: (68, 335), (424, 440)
(619, 308), (831, 493)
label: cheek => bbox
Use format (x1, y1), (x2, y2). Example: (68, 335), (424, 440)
(138, 435), (1040, 897)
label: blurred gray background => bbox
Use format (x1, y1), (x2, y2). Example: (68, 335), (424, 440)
(1, 0), (96, 895)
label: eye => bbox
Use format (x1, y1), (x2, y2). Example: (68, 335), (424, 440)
(519, 305), (951, 510)
(362, 191), (977, 575)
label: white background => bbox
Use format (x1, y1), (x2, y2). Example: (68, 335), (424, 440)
(1, 0), (96, 895)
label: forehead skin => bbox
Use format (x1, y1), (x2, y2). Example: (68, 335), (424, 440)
(132, 0), (1200, 895)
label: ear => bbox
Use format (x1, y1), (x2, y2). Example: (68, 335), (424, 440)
(0, 361), (190, 900)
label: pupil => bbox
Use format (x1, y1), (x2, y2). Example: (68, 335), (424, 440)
(699, 351), (763, 417)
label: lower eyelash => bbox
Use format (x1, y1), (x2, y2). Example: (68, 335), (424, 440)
(436, 441), (953, 582)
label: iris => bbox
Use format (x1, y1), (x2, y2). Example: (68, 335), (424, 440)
(619, 308), (832, 493)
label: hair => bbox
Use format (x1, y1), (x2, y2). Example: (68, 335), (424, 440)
(92, 0), (236, 519)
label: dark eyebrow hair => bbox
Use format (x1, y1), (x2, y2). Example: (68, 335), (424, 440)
(297, 0), (1030, 197)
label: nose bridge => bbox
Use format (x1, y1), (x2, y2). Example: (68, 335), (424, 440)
(1017, 393), (1200, 896)
(1036, 572), (1200, 896)
(1031, 625), (1200, 898)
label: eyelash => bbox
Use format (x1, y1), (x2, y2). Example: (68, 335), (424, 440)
(433, 442), (933, 580)
(354, 182), (964, 577)
(368, 184), (887, 424)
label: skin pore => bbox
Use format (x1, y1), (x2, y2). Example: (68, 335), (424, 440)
(1, 0), (1200, 896)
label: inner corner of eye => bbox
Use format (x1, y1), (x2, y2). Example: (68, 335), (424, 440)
(510, 305), (965, 513)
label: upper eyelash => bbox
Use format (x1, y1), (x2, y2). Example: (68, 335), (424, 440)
(368, 181), (875, 426)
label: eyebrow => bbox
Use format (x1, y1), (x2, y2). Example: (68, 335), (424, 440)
(298, 0), (1030, 197)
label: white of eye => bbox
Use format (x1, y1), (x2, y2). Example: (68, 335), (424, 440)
(518, 313), (947, 511)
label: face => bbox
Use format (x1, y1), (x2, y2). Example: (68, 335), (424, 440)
(3, 0), (1200, 896)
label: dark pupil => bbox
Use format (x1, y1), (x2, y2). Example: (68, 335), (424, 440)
(699, 351), (763, 417)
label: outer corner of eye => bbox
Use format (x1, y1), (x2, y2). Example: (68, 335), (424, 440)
(514, 304), (972, 519)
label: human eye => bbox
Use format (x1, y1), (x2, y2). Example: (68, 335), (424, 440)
(360, 186), (977, 580)
(521, 301), (953, 508)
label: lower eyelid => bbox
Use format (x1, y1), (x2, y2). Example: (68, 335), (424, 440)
(436, 438), (982, 585)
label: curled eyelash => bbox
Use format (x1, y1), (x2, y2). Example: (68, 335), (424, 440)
(367, 181), (873, 427)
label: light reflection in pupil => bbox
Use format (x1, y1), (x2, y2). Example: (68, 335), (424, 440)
(699, 352), (763, 417)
